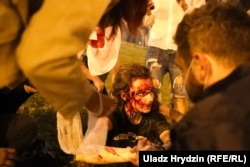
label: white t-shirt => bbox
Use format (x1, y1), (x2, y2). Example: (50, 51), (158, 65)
(87, 26), (121, 76)
(147, 0), (184, 50)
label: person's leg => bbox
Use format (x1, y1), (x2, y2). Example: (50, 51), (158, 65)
(145, 46), (164, 102)
(167, 50), (188, 115)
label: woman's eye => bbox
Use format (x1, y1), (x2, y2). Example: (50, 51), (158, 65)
(137, 91), (149, 97)
(137, 92), (145, 96)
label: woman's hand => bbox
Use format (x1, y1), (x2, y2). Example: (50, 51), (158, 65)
(0, 148), (16, 167)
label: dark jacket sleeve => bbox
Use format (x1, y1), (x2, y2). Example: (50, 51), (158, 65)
(0, 81), (33, 115)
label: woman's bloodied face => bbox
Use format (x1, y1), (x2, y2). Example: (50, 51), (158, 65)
(127, 78), (154, 113)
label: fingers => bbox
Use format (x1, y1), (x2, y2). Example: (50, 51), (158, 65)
(137, 138), (165, 151)
(137, 138), (151, 151)
(23, 84), (38, 93)
(126, 147), (139, 166)
(130, 139), (153, 166)
(0, 148), (16, 167)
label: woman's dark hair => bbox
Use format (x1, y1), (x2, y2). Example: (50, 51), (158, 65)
(111, 63), (160, 112)
(98, 0), (149, 39)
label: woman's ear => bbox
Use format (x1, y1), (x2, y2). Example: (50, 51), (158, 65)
(120, 91), (128, 101)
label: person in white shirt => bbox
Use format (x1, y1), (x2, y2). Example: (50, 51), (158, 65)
(79, 0), (155, 95)
(145, 0), (187, 115)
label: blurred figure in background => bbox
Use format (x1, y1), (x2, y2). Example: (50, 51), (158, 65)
(170, 1), (250, 150)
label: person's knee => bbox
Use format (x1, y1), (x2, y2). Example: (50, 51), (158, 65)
(172, 97), (188, 115)
(146, 58), (159, 69)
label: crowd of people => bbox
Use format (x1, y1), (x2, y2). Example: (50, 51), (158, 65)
(1, 0), (250, 167)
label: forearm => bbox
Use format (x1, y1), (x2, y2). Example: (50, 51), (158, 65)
(75, 145), (136, 164)
(110, 57), (120, 83)
(81, 64), (94, 81)
(16, 0), (111, 114)
(81, 64), (103, 86)
(160, 130), (171, 144)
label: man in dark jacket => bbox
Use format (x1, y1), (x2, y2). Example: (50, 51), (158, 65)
(137, 0), (250, 153)
(169, 1), (250, 150)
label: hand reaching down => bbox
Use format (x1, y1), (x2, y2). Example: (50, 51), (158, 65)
(0, 148), (16, 167)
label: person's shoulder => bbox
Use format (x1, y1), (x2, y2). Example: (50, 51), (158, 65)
(148, 110), (167, 120)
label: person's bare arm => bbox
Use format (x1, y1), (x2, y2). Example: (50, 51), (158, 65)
(80, 64), (105, 92)
(23, 84), (37, 94)
(247, 9), (250, 15)
(159, 104), (183, 123)
(159, 130), (172, 150)
(160, 130), (171, 144)
(0, 148), (16, 167)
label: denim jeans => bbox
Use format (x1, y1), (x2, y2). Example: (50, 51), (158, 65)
(145, 46), (186, 99)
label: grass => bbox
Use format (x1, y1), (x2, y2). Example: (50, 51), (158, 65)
(18, 41), (172, 165)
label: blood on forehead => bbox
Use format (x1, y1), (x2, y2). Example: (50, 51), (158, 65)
(130, 78), (153, 91)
